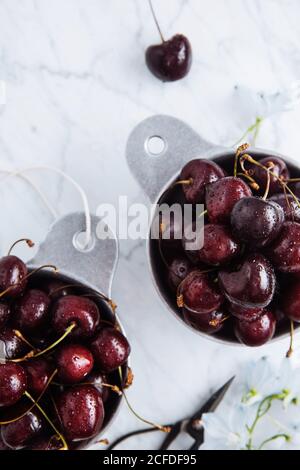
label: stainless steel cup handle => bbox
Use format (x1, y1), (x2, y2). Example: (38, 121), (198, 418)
(28, 212), (118, 298)
(126, 114), (224, 203)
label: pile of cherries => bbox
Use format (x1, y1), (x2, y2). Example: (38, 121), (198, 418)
(155, 144), (300, 347)
(0, 244), (130, 451)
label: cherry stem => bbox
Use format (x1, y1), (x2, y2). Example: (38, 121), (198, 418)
(0, 264), (58, 299)
(262, 164), (272, 200)
(0, 369), (58, 425)
(13, 329), (36, 350)
(118, 367), (170, 433)
(236, 172), (260, 191)
(173, 178), (193, 187)
(7, 238), (34, 256)
(234, 117), (264, 148)
(210, 315), (230, 327)
(234, 143), (250, 177)
(198, 209), (208, 218)
(242, 153), (300, 209)
(24, 390), (68, 450)
(11, 322), (77, 362)
(286, 320), (294, 358)
(148, 0), (165, 42)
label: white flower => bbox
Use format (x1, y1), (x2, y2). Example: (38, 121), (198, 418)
(234, 81), (300, 121)
(276, 358), (300, 407)
(237, 357), (279, 405)
(201, 405), (255, 450)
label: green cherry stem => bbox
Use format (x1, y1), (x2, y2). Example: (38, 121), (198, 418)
(148, 0), (165, 43)
(258, 433), (290, 450)
(286, 320), (294, 358)
(0, 369), (58, 425)
(7, 238), (34, 256)
(11, 322), (76, 363)
(118, 367), (170, 433)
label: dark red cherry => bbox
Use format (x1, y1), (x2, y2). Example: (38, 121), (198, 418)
(0, 302), (10, 328)
(245, 156), (289, 196)
(206, 177), (252, 224)
(91, 328), (130, 373)
(1, 411), (43, 449)
(228, 303), (263, 322)
(26, 437), (60, 450)
(52, 295), (100, 338)
(24, 359), (54, 396)
(0, 363), (27, 407)
(0, 434), (10, 450)
(168, 257), (193, 290)
(218, 253), (275, 308)
(146, 34), (192, 82)
(0, 256), (27, 298)
(231, 197), (284, 247)
(235, 310), (276, 346)
(182, 222), (205, 265)
(44, 279), (73, 300)
(183, 308), (225, 334)
(267, 221), (300, 273)
(0, 327), (29, 360)
(178, 270), (223, 314)
(281, 280), (300, 322)
(84, 372), (110, 403)
(180, 160), (225, 204)
(159, 215), (183, 250)
(14, 289), (50, 332)
(56, 344), (94, 384)
(197, 224), (240, 266)
(270, 193), (300, 223)
(56, 385), (104, 441)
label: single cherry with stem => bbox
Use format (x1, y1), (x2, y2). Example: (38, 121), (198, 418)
(177, 270), (223, 314)
(56, 343), (94, 384)
(244, 155), (290, 196)
(52, 295), (100, 339)
(218, 253), (276, 309)
(231, 167), (285, 248)
(205, 176), (252, 224)
(1, 410), (43, 450)
(0, 363), (27, 407)
(197, 224), (241, 266)
(0, 327), (30, 360)
(235, 310), (276, 346)
(56, 384), (105, 442)
(183, 308), (227, 334)
(0, 239), (34, 299)
(14, 289), (51, 332)
(179, 159), (225, 204)
(145, 0), (192, 82)
(91, 327), (130, 373)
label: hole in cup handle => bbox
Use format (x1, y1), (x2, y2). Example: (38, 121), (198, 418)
(126, 114), (222, 203)
(28, 212), (118, 297)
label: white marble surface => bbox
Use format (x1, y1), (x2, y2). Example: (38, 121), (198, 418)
(1, 0), (300, 450)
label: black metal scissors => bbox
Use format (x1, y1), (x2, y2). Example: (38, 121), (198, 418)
(107, 376), (234, 451)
